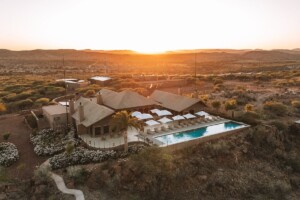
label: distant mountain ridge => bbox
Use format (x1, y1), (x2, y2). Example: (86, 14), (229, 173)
(1, 49), (300, 62)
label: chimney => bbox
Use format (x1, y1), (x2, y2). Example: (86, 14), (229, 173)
(79, 102), (84, 122)
(69, 99), (75, 115)
(97, 93), (103, 105)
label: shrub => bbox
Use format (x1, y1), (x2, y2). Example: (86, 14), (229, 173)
(0, 103), (6, 112)
(269, 121), (288, 132)
(211, 100), (221, 110)
(67, 166), (89, 185)
(3, 132), (10, 141)
(34, 166), (51, 184)
(0, 142), (19, 166)
(204, 141), (230, 157)
(35, 98), (50, 105)
(244, 104), (254, 112)
(84, 89), (95, 97)
(291, 100), (300, 109)
(13, 99), (34, 110)
(239, 111), (260, 125)
(263, 101), (287, 116)
(224, 99), (237, 111)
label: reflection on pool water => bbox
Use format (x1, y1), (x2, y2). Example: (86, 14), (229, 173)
(154, 121), (246, 145)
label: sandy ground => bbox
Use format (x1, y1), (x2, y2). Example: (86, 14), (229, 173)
(0, 114), (46, 180)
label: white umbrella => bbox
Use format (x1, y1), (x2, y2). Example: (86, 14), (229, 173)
(183, 113), (196, 119)
(150, 108), (160, 114)
(158, 117), (173, 124)
(156, 110), (173, 116)
(145, 120), (160, 126)
(172, 115), (185, 121)
(131, 111), (142, 117)
(136, 113), (153, 120)
(195, 111), (209, 117)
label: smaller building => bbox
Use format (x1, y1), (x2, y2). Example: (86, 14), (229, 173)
(42, 105), (70, 129)
(56, 78), (87, 91)
(89, 76), (112, 86)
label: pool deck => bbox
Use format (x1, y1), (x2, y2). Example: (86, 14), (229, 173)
(141, 119), (235, 147)
(79, 118), (249, 149)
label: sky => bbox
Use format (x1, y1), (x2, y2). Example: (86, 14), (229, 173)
(0, 0), (300, 53)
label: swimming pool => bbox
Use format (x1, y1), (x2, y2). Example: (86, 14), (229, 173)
(154, 121), (246, 146)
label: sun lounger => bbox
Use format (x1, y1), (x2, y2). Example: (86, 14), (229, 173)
(161, 126), (169, 132)
(154, 127), (162, 133)
(147, 129), (155, 135)
(169, 125), (176, 130)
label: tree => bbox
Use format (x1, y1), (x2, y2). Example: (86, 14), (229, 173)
(110, 111), (142, 153)
(0, 103), (6, 112)
(65, 141), (75, 155)
(244, 104), (254, 112)
(224, 99), (237, 118)
(211, 100), (221, 111)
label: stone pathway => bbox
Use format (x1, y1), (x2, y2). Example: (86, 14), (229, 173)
(40, 160), (85, 200)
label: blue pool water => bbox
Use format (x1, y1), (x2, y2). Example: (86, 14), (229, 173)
(154, 121), (246, 145)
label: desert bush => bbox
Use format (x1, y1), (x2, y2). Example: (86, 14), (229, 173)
(84, 89), (95, 97)
(3, 132), (10, 141)
(35, 98), (50, 105)
(34, 166), (51, 184)
(263, 101), (287, 116)
(10, 99), (34, 110)
(224, 99), (237, 111)
(0, 103), (6, 112)
(211, 100), (221, 110)
(269, 121), (288, 132)
(67, 166), (89, 185)
(204, 141), (230, 157)
(239, 111), (260, 125)
(213, 78), (223, 85)
(0, 91), (10, 98)
(291, 100), (300, 110)
(244, 104), (254, 112)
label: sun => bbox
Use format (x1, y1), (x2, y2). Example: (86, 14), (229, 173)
(134, 48), (167, 54)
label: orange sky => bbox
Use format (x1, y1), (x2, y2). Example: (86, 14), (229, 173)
(0, 0), (300, 53)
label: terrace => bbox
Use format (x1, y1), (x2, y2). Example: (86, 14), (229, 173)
(78, 110), (249, 149)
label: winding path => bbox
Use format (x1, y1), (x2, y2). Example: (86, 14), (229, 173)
(40, 160), (85, 200)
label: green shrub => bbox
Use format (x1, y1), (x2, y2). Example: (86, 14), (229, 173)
(35, 98), (50, 105)
(67, 166), (89, 185)
(3, 132), (10, 141)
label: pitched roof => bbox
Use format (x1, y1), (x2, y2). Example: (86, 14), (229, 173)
(42, 105), (68, 115)
(98, 89), (157, 110)
(150, 90), (203, 112)
(72, 97), (114, 127)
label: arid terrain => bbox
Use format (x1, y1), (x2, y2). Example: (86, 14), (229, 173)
(0, 49), (300, 200)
